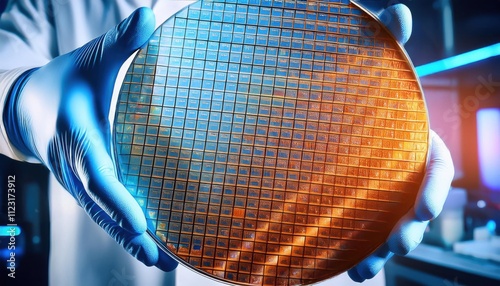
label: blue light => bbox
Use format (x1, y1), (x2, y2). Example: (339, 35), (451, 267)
(416, 43), (500, 77)
(0, 226), (21, 236)
(487, 220), (496, 234)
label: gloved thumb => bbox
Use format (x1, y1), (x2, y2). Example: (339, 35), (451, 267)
(72, 7), (155, 73)
(106, 7), (156, 63)
(69, 7), (155, 123)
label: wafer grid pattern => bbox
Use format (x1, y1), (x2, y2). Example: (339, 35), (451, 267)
(113, 0), (428, 285)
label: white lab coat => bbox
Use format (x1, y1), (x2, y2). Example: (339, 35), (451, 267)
(0, 1), (383, 285)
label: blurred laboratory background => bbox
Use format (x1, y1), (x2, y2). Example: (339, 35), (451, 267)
(385, 0), (500, 285)
(1, 0), (500, 285)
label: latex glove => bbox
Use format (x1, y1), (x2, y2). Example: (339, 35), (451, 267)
(348, 1), (455, 282)
(3, 7), (177, 271)
(354, 0), (413, 45)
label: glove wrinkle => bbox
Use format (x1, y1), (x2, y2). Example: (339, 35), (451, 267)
(47, 130), (89, 200)
(72, 34), (105, 72)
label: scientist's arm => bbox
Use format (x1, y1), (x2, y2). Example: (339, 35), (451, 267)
(1, 6), (177, 271)
(0, 0), (58, 161)
(348, 1), (455, 282)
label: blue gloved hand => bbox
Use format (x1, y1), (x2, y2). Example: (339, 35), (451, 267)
(348, 1), (455, 282)
(3, 7), (177, 272)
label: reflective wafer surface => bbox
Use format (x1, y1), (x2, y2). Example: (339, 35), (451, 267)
(113, 0), (429, 285)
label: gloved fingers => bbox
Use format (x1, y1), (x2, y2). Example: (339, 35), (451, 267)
(78, 136), (147, 235)
(59, 141), (178, 271)
(349, 214), (428, 282)
(378, 4), (412, 45)
(157, 247), (179, 272)
(352, 1), (412, 45)
(82, 195), (177, 270)
(349, 210), (426, 282)
(414, 130), (454, 221)
(347, 243), (393, 282)
(386, 208), (429, 255)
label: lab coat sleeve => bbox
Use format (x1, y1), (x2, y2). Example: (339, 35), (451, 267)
(0, 0), (58, 162)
